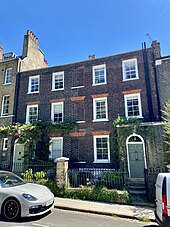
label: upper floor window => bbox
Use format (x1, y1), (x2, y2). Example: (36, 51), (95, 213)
(124, 93), (142, 118)
(93, 97), (108, 121)
(4, 68), (13, 84)
(51, 102), (64, 123)
(49, 137), (63, 160)
(93, 135), (110, 163)
(26, 104), (38, 123)
(28, 75), (39, 93)
(122, 58), (139, 81)
(52, 72), (64, 91)
(92, 64), (106, 85)
(2, 138), (8, 151)
(1, 95), (10, 116)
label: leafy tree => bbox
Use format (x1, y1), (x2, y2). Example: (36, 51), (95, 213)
(162, 101), (170, 163)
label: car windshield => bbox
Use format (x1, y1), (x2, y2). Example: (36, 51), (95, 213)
(0, 172), (25, 188)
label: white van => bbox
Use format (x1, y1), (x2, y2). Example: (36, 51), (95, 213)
(155, 173), (170, 226)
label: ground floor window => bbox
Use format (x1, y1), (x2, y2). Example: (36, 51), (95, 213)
(93, 135), (110, 163)
(49, 137), (63, 160)
(2, 138), (8, 151)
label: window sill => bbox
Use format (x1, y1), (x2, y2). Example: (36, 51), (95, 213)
(76, 121), (85, 123)
(3, 83), (12, 85)
(0, 115), (14, 118)
(92, 83), (107, 86)
(126, 116), (143, 119)
(93, 161), (111, 164)
(93, 119), (109, 122)
(71, 86), (85, 89)
(51, 88), (64, 91)
(123, 78), (139, 82)
(27, 92), (39, 94)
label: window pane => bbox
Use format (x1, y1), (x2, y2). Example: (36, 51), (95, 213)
(94, 67), (105, 84)
(5, 68), (13, 84)
(29, 107), (38, 123)
(126, 96), (140, 117)
(95, 100), (106, 119)
(51, 139), (62, 160)
(30, 77), (39, 92)
(124, 60), (137, 79)
(96, 138), (108, 160)
(54, 74), (64, 89)
(2, 96), (9, 115)
(53, 103), (63, 122)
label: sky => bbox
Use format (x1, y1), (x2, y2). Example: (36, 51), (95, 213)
(1, 0), (170, 66)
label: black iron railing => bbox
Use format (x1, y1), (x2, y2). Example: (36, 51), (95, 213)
(68, 168), (128, 190)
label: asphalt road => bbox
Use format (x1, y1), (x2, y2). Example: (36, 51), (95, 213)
(0, 208), (158, 227)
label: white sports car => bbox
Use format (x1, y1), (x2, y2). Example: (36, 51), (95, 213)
(0, 170), (54, 220)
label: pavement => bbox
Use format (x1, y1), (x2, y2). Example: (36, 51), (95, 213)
(54, 197), (155, 222)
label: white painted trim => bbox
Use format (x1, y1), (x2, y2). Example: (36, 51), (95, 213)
(71, 86), (85, 89)
(49, 137), (63, 160)
(124, 93), (142, 118)
(93, 97), (108, 121)
(51, 102), (64, 122)
(2, 138), (8, 151)
(1, 95), (10, 116)
(126, 133), (147, 178)
(52, 71), (64, 91)
(0, 115), (14, 118)
(92, 64), (107, 85)
(122, 58), (139, 81)
(93, 135), (110, 163)
(4, 67), (13, 84)
(26, 104), (38, 124)
(28, 75), (40, 93)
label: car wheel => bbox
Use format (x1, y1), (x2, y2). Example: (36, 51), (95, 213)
(2, 198), (21, 220)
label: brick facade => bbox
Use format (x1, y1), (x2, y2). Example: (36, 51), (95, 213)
(15, 41), (164, 170)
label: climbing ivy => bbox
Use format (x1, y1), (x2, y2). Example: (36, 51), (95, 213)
(0, 120), (76, 162)
(111, 116), (155, 169)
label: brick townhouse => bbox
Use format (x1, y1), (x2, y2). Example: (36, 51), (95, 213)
(14, 40), (167, 179)
(0, 30), (47, 163)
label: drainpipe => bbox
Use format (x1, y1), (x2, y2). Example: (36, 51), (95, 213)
(142, 42), (154, 122)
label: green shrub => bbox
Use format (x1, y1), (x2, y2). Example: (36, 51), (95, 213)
(43, 181), (130, 204)
(22, 168), (33, 181)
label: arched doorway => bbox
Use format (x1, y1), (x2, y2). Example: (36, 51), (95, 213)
(126, 133), (147, 178)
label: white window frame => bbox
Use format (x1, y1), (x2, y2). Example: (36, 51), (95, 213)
(93, 97), (108, 122)
(4, 68), (13, 84)
(93, 135), (110, 163)
(49, 137), (63, 161)
(28, 75), (40, 94)
(2, 138), (8, 151)
(51, 102), (64, 122)
(1, 95), (10, 116)
(124, 93), (142, 118)
(52, 71), (64, 91)
(122, 58), (139, 81)
(92, 64), (107, 85)
(26, 104), (38, 123)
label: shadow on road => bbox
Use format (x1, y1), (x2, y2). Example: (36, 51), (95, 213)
(0, 210), (51, 223)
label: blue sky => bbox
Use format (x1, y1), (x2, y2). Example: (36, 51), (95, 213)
(1, 0), (170, 66)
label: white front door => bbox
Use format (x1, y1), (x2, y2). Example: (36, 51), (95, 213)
(13, 143), (25, 172)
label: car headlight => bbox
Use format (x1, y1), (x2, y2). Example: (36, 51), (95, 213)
(22, 193), (38, 201)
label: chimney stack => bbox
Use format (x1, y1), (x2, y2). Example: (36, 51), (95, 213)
(151, 40), (161, 59)
(0, 45), (3, 61)
(27, 30), (38, 43)
(88, 54), (96, 60)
